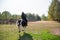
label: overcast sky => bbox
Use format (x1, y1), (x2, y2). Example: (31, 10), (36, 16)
(0, 0), (52, 16)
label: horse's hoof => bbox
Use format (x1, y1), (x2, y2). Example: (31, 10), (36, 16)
(22, 30), (24, 31)
(19, 31), (21, 33)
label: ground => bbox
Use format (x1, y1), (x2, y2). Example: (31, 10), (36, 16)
(0, 21), (60, 40)
(28, 21), (60, 35)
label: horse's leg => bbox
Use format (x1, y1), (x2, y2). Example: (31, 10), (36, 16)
(18, 26), (21, 33)
(23, 26), (26, 32)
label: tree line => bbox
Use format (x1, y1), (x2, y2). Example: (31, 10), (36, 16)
(0, 11), (41, 24)
(26, 13), (41, 21)
(0, 11), (21, 24)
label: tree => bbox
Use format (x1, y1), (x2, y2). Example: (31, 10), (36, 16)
(26, 13), (41, 21)
(26, 13), (34, 21)
(11, 15), (21, 20)
(48, 0), (60, 22)
(41, 14), (48, 21)
(0, 12), (2, 19)
(36, 14), (41, 21)
(2, 11), (11, 19)
(55, 1), (60, 21)
(48, 0), (57, 20)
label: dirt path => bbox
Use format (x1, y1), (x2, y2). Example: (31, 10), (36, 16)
(50, 28), (60, 36)
(28, 21), (60, 36)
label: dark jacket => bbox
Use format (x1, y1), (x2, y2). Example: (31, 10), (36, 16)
(21, 12), (28, 22)
(21, 12), (27, 20)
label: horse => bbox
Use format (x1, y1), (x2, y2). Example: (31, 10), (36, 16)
(17, 19), (28, 33)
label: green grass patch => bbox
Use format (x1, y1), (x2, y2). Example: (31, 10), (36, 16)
(28, 30), (60, 40)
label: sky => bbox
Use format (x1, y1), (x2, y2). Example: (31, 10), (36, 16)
(0, 0), (52, 16)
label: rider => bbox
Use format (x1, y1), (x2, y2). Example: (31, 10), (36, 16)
(21, 12), (28, 24)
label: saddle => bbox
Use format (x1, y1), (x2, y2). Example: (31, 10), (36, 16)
(21, 19), (27, 26)
(18, 19), (28, 26)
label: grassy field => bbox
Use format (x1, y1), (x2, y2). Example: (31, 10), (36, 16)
(0, 21), (60, 40)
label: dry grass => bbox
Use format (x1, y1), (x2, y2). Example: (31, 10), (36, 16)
(26, 21), (60, 34)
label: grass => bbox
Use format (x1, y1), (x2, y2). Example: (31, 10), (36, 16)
(0, 24), (18, 40)
(0, 21), (60, 40)
(18, 30), (60, 40)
